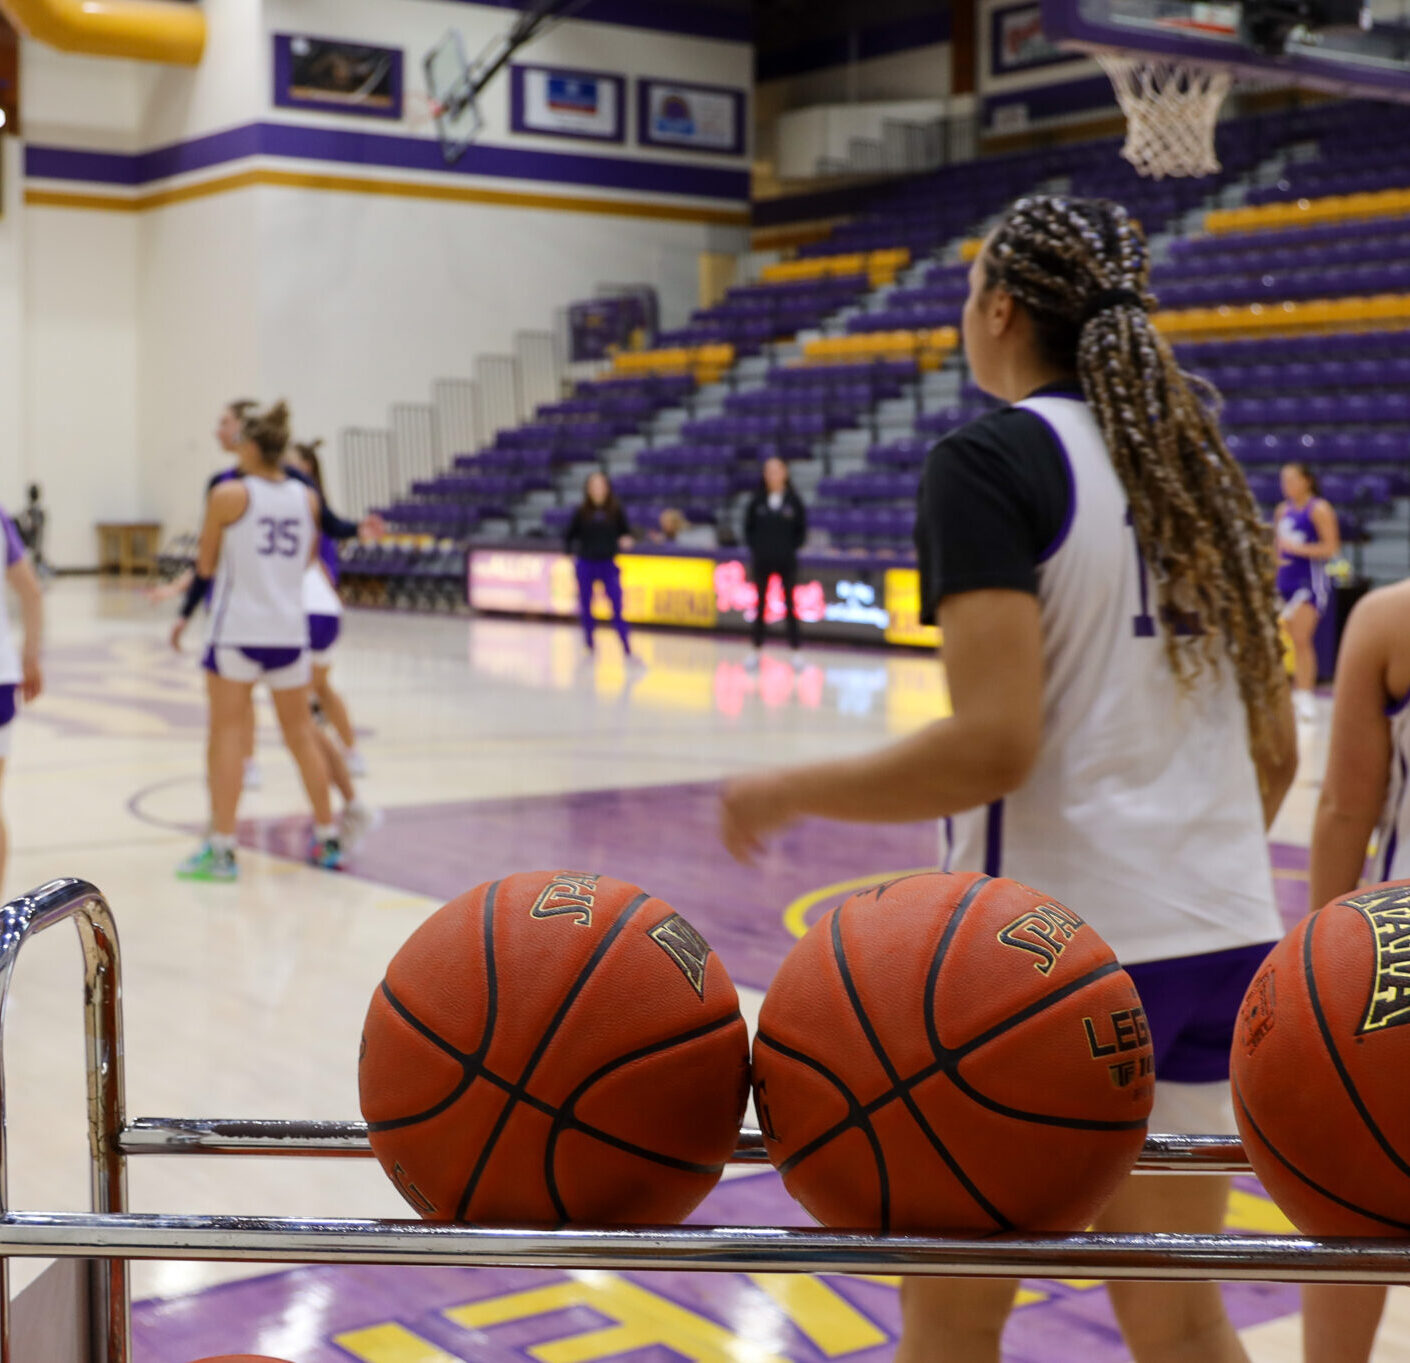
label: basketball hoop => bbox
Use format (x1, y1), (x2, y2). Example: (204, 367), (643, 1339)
(1097, 52), (1232, 179)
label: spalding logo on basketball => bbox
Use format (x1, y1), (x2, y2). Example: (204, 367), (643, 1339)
(753, 871), (1154, 1233)
(359, 871), (750, 1226)
(1233, 879), (1410, 1235)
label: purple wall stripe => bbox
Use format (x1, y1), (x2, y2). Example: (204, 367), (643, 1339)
(450, 0), (753, 41)
(26, 121), (750, 203)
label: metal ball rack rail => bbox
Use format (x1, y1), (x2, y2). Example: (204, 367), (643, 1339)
(0, 878), (1405, 1363)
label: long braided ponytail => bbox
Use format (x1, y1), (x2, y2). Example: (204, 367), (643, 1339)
(981, 195), (1283, 757)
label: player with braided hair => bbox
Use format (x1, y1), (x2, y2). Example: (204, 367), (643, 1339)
(721, 195), (1296, 1363)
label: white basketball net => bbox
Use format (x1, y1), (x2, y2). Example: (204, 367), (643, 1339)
(1097, 53), (1232, 179)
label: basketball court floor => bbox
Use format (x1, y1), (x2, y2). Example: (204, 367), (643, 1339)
(4, 579), (1406, 1362)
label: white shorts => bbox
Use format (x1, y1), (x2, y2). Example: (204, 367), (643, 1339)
(203, 645), (310, 691)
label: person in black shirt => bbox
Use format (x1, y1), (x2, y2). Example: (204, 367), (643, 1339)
(565, 471), (634, 656)
(743, 457), (807, 662)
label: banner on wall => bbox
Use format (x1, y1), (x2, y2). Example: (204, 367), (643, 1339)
(273, 35), (404, 120)
(638, 80), (746, 155)
(989, 3), (1080, 74)
(469, 551), (934, 647)
(511, 65), (625, 143)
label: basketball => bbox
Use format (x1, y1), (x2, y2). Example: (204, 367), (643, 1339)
(1232, 880), (1410, 1235)
(753, 871), (1154, 1233)
(359, 870), (750, 1225)
(186, 1357), (297, 1362)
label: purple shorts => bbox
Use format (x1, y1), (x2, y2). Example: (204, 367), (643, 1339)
(0, 684), (14, 758)
(1125, 941), (1273, 1084)
(202, 645), (309, 691)
(308, 614), (340, 660)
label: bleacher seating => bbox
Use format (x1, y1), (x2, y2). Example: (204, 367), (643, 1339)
(364, 94), (1410, 579)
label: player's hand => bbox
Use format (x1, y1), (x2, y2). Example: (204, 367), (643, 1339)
(19, 650), (41, 704)
(720, 771), (798, 866)
(1276, 537), (1301, 558)
(359, 513), (386, 542)
(619, 535), (636, 551)
(169, 618), (188, 653)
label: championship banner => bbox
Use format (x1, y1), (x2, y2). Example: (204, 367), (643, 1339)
(511, 65), (625, 143)
(638, 80), (746, 155)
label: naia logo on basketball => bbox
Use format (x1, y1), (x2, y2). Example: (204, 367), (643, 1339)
(648, 913), (712, 998)
(996, 901), (1085, 974)
(1345, 885), (1410, 1034)
(530, 873), (601, 927)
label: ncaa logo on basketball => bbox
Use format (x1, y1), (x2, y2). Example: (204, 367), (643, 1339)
(1240, 964), (1277, 1054)
(996, 901), (1085, 974)
(1344, 885), (1410, 1034)
(648, 913), (712, 998)
(530, 873), (600, 927)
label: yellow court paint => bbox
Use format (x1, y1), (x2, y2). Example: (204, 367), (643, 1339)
(1227, 1188), (1296, 1234)
(782, 870), (935, 939)
(446, 1275), (791, 1363)
(333, 1322), (463, 1362)
(746, 1274), (888, 1354)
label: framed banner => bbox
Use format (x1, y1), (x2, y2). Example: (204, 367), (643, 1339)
(273, 35), (404, 120)
(989, 3), (1083, 75)
(511, 64), (626, 144)
(637, 79), (747, 156)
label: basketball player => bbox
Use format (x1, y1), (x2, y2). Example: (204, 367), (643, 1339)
(1298, 577), (1410, 1363)
(721, 196), (1297, 1363)
(172, 401), (341, 881)
(565, 472), (634, 657)
(1275, 461), (1339, 724)
(0, 506), (43, 891)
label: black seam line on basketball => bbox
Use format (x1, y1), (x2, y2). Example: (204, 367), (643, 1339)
(453, 891), (648, 1223)
(1232, 1077), (1410, 1233)
(364, 1058), (561, 1134)
(831, 902), (1011, 1233)
(754, 1029), (892, 1230)
(923, 875), (994, 1061)
(941, 1066), (1150, 1132)
(1302, 908), (1410, 1181)
(543, 1011), (744, 1207)
(954, 961), (1127, 1060)
(367, 882), (514, 1136)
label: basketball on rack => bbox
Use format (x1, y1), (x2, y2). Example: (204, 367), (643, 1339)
(752, 872), (1154, 1233)
(1232, 880), (1410, 1235)
(359, 871), (750, 1225)
(186, 1355), (299, 1362)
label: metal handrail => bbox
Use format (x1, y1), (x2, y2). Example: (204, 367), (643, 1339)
(0, 879), (128, 1363)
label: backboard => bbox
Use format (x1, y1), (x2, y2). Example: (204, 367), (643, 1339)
(1042, 0), (1410, 100)
(425, 29), (483, 164)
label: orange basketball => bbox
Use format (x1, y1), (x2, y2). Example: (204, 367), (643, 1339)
(1232, 880), (1410, 1235)
(753, 871), (1154, 1233)
(187, 1357), (297, 1362)
(359, 871), (750, 1225)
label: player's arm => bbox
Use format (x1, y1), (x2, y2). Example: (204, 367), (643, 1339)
(5, 556), (43, 703)
(307, 489), (323, 567)
(1309, 589), (1397, 910)
(720, 590), (1042, 862)
(172, 483), (246, 650)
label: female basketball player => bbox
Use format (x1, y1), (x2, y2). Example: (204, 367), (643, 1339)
(1298, 578), (1410, 1363)
(172, 401), (341, 881)
(1275, 461), (1340, 724)
(721, 196), (1298, 1363)
(0, 506), (43, 890)
(565, 472), (634, 656)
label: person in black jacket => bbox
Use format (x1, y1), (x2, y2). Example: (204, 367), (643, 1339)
(565, 471), (634, 655)
(744, 456), (807, 662)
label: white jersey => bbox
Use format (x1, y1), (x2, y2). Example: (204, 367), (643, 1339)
(303, 559), (342, 618)
(1373, 695), (1410, 882)
(943, 396), (1282, 966)
(207, 476), (315, 649)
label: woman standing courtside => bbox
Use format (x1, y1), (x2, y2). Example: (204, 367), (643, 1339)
(173, 402), (341, 881)
(1298, 576), (1410, 1363)
(743, 456), (807, 666)
(565, 471), (634, 658)
(1275, 460), (1340, 723)
(721, 196), (1297, 1363)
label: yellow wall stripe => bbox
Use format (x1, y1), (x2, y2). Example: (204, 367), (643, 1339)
(24, 166), (752, 226)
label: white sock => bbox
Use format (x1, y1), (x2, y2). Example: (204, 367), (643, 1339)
(314, 823), (339, 843)
(210, 834), (237, 855)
